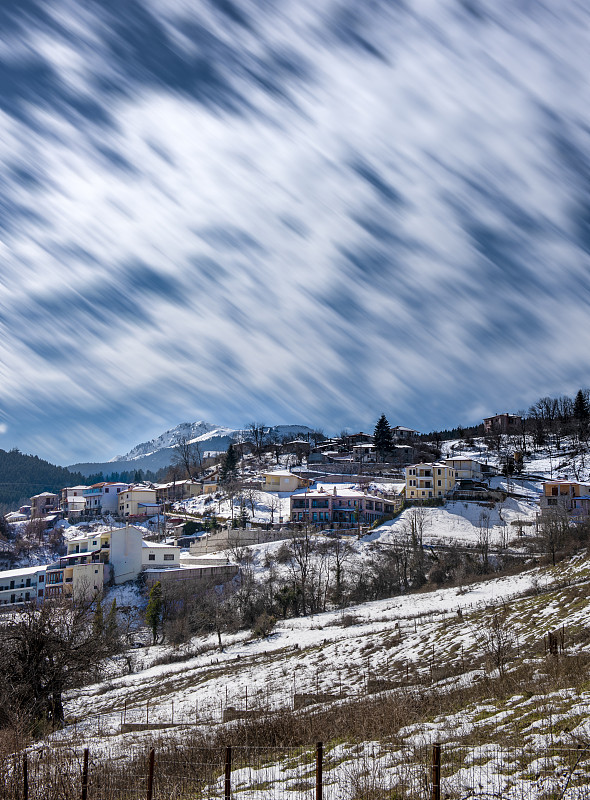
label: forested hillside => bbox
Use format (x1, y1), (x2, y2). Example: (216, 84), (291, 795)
(0, 449), (94, 510)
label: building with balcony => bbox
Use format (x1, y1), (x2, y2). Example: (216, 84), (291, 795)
(483, 413), (522, 435)
(30, 492), (59, 518)
(290, 486), (398, 526)
(444, 457), (485, 481)
(540, 480), (590, 516)
(118, 486), (161, 517)
(262, 470), (311, 493)
(155, 479), (203, 503)
(83, 482), (129, 515)
(0, 565), (47, 606)
(60, 485), (89, 519)
(405, 462), (457, 500)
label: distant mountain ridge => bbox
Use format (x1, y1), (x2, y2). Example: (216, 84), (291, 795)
(109, 421), (232, 462)
(70, 421), (314, 477)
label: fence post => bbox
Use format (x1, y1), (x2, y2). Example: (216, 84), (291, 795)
(224, 746), (232, 800)
(146, 749), (155, 800)
(23, 753), (28, 800)
(431, 743), (441, 800)
(81, 748), (89, 800)
(316, 741), (323, 800)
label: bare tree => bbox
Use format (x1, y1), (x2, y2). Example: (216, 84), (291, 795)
(246, 422), (267, 461)
(0, 595), (116, 733)
(287, 528), (316, 615)
(172, 435), (202, 479)
(478, 511), (491, 573)
(476, 611), (514, 678)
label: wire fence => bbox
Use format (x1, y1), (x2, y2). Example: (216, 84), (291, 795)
(3, 740), (590, 800)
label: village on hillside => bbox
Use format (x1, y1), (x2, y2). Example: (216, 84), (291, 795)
(1, 401), (589, 610)
(3, 397), (590, 800)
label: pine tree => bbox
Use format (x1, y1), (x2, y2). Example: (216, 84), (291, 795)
(92, 598), (104, 639)
(146, 582), (163, 645)
(373, 414), (393, 460)
(220, 443), (238, 483)
(105, 599), (120, 651)
(573, 389), (589, 422)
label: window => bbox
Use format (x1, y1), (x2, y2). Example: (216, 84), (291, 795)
(38, 575), (44, 583)
(95, 569), (99, 574)
(438, 480), (441, 486)
(38, 589), (43, 598)
(164, 554), (174, 561)
(148, 554), (155, 561)
(105, 488), (109, 493)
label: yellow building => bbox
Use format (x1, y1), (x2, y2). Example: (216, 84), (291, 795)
(261, 470), (310, 493)
(405, 462), (457, 500)
(118, 487), (161, 517)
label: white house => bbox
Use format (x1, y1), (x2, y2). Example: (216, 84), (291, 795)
(444, 457), (484, 481)
(83, 482), (129, 514)
(0, 565), (47, 606)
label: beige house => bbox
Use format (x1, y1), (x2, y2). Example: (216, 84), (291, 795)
(262, 470), (310, 493)
(405, 462), (457, 500)
(444, 457), (484, 481)
(118, 487), (161, 517)
(155, 479), (202, 503)
(540, 480), (590, 515)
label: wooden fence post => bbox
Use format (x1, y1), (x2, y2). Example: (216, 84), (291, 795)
(316, 741), (323, 800)
(23, 753), (28, 800)
(81, 748), (89, 800)
(431, 743), (441, 800)
(224, 746), (232, 800)
(146, 749), (155, 800)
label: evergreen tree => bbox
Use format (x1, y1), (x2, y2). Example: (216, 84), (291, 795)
(105, 599), (120, 651)
(373, 414), (393, 460)
(146, 582), (163, 645)
(92, 598), (104, 639)
(573, 389), (589, 422)
(220, 444), (238, 483)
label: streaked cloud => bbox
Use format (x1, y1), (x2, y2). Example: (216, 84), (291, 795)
(0, 0), (589, 463)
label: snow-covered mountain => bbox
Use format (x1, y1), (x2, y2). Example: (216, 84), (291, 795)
(70, 422), (314, 476)
(109, 421), (233, 463)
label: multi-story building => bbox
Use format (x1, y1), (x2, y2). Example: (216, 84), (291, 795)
(0, 565), (47, 606)
(444, 457), (484, 481)
(30, 492), (60, 518)
(60, 485), (89, 518)
(118, 486), (161, 517)
(405, 462), (457, 500)
(0, 526), (181, 607)
(540, 480), (590, 516)
(262, 470), (310, 493)
(290, 487), (398, 526)
(391, 426), (419, 441)
(483, 413), (522, 435)
(83, 482), (129, 515)
(155, 479), (203, 503)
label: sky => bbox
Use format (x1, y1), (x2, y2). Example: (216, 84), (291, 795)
(1, 0), (590, 465)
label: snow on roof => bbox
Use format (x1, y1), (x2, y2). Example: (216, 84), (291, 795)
(0, 564), (47, 580)
(141, 540), (177, 548)
(263, 469), (300, 477)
